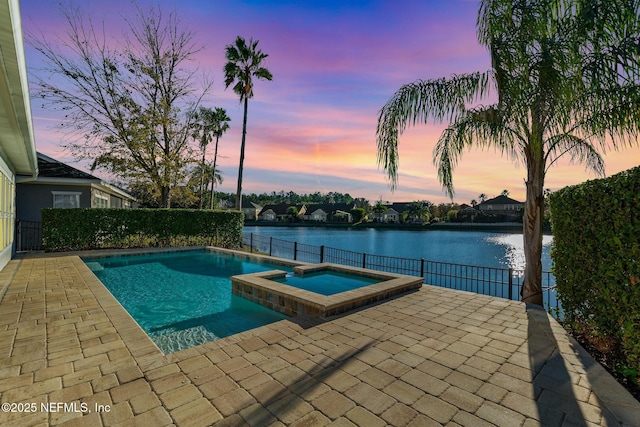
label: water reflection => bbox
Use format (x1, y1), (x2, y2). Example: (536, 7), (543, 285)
(485, 234), (553, 270)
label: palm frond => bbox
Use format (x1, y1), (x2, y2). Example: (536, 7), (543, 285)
(223, 36), (271, 102)
(544, 133), (605, 176)
(376, 72), (491, 187)
(433, 105), (520, 197)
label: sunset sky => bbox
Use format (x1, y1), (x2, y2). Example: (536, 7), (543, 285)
(19, 0), (640, 204)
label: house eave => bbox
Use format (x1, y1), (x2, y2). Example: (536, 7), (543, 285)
(20, 176), (136, 202)
(0, 0), (38, 178)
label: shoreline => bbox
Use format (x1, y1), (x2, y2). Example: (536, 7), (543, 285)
(244, 221), (553, 235)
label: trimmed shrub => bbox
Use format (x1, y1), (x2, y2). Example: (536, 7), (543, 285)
(550, 166), (640, 382)
(42, 208), (243, 251)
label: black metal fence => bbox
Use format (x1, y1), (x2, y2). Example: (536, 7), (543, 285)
(15, 220), (43, 251)
(242, 232), (559, 316)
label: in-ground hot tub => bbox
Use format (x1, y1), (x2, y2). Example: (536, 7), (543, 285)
(231, 263), (423, 318)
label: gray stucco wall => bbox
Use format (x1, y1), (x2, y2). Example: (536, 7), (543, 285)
(16, 184), (92, 222)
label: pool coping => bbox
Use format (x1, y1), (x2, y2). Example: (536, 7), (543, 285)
(231, 262), (424, 318)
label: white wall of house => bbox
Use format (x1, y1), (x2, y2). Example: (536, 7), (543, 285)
(260, 210), (276, 221)
(383, 209), (400, 223)
(310, 209), (327, 222)
(0, 0), (39, 270)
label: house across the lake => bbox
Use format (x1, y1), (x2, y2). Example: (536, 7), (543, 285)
(256, 202), (356, 223)
(241, 199), (263, 221)
(477, 195), (524, 215)
(371, 202), (415, 223)
(258, 203), (307, 222)
(302, 203), (354, 222)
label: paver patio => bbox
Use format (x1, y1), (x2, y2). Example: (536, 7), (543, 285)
(0, 252), (638, 426)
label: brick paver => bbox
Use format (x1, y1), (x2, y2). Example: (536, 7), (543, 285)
(0, 252), (638, 427)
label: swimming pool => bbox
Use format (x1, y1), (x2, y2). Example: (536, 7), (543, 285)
(83, 250), (297, 353)
(232, 263), (424, 318)
(274, 271), (378, 295)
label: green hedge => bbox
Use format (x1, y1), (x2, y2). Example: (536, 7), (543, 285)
(550, 166), (640, 381)
(42, 209), (243, 251)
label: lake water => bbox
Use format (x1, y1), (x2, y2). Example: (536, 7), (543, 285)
(243, 226), (553, 272)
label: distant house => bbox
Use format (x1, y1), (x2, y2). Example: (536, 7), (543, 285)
(241, 200), (262, 221)
(303, 203), (354, 223)
(1, 0), (39, 268)
(478, 195), (524, 215)
(392, 202), (421, 222)
(258, 203), (306, 221)
(371, 205), (401, 223)
(16, 153), (137, 222)
(371, 202), (416, 223)
(383, 207), (401, 223)
(306, 207), (327, 222)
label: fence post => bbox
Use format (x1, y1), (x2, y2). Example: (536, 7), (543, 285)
(421, 258), (425, 278)
(250, 233), (253, 253)
(269, 237), (273, 257)
(508, 268), (513, 300)
(294, 241), (297, 261)
(362, 253), (367, 269)
(320, 245), (324, 263)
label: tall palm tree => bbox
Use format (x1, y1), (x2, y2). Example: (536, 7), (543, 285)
(376, 0), (640, 305)
(224, 36), (273, 210)
(209, 107), (231, 209)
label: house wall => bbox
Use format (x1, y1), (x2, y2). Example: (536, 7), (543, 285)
(0, 156), (15, 271)
(16, 183), (92, 222)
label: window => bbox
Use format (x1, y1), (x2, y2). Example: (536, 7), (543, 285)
(52, 192), (81, 208)
(94, 192), (109, 209)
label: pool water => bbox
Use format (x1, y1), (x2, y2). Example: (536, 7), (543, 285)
(275, 271), (379, 296)
(83, 250), (291, 353)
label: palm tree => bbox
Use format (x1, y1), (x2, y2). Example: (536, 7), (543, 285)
(376, 0), (640, 305)
(413, 201), (431, 223)
(224, 36), (273, 210)
(500, 189), (510, 197)
(191, 107), (216, 209)
(372, 201), (388, 222)
(478, 193), (487, 204)
(189, 163), (223, 208)
(209, 107), (231, 209)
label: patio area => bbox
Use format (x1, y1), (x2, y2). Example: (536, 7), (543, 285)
(0, 253), (638, 427)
